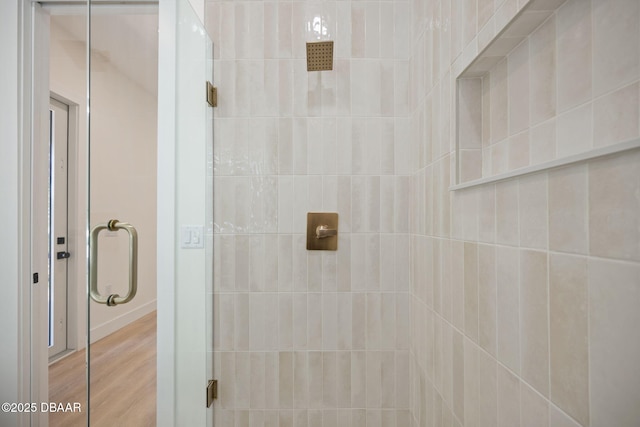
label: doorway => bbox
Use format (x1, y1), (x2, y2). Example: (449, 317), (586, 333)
(48, 96), (71, 361)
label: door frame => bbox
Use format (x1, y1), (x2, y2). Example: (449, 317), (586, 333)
(48, 93), (82, 361)
(47, 96), (70, 359)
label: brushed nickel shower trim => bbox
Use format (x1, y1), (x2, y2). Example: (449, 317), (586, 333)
(306, 212), (338, 250)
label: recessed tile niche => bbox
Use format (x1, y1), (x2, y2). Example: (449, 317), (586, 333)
(454, 0), (640, 188)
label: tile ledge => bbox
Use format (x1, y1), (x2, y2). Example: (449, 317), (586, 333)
(450, 138), (640, 191)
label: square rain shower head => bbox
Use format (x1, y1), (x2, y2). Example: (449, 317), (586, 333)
(306, 41), (334, 71)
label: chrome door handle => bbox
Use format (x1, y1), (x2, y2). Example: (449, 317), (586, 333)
(89, 219), (138, 307)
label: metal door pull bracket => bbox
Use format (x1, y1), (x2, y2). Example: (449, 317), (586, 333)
(89, 219), (138, 307)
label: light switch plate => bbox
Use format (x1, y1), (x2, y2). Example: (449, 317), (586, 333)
(180, 225), (205, 249)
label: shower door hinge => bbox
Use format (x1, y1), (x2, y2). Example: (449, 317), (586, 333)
(206, 81), (217, 107)
(206, 379), (218, 407)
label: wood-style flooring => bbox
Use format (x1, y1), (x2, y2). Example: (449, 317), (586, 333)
(48, 311), (156, 427)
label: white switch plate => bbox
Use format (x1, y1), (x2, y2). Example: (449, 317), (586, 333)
(180, 225), (205, 249)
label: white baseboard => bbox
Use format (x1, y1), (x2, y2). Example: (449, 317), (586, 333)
(89, 299), (157, 344)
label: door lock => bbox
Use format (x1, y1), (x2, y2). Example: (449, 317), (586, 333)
(56, 251), (71, 259)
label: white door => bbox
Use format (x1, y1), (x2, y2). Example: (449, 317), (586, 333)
(48, 97), (70, 359)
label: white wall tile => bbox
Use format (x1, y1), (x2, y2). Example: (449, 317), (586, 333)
(490, 59), (509, 144)
(593, 82), (640, 148)
(464, 242), (480, 343)
(592, 0), (640, 97)
(548, 164), (588, 255)
(497, 364), (520, 427)
(450, 240), (465, 331)
(589, 259), (640, 427)
(495, 180), (519, 246)
(323, 352), (338, 410)
(293, 294), (308, 350)
(236, 352), (251, 408)
(549, 254), (589, 426)
(478, 244), (497, 357)
(322, 251), (338, 292)
(322, 120), (338, 176)
(250, 353), (266, 409)
(508, 131), (530, 171)
(518, 172), (548, 249)
(529, 14), (556, 125)
(365, 3), (381, 59)
(497, 246), (520, 373)
(308, 352), (323, 409)
(529, 119), (556, 164)
(463, 339), (479, 427)
(519, 249), (549, 397)
(549, 405), (582, 427)
(351, 4), (366, 59)
(458, 78), (483, 149)
(218, 293), (235, 350)
(250, 293), (266, 350)
(336, 353), (351, 409)
(235, 293), (250, 351)
(507, 39), (529, 136)
(589, 150), (640, 261)
(478, 349), (497, 427)
(521, 382), (549, 427)
(322, 294), (337, 351)
(556, 0), (592, 112)
(308, 293), (323, 350)
(351, 351), (367, 408)
(556, 103), (592, 158)
(294, 352), (309, 409)
(279, 61), (294, 116)
(352, 292), (366, 350)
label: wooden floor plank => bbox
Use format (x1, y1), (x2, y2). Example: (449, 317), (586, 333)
(48, 311), (156, 427)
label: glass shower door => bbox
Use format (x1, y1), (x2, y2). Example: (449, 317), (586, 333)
(86, 3), (160, 425)
(85, 0), (213, 425)
(46, 0), (212, 425)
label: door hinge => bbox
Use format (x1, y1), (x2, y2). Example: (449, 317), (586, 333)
(206, 81), (217, 107)
(206, 379), (218, 407)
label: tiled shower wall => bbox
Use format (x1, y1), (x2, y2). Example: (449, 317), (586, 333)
(409, 0), (639, 427)
(204, 0), (640, 425)
(206, 0), (414, 425)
